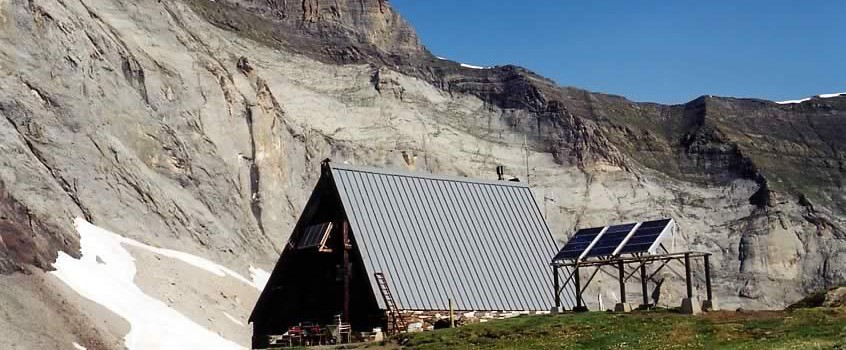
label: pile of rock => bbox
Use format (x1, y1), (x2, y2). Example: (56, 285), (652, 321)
(787, 286), (846, 310)
(822, 287), (846, 307)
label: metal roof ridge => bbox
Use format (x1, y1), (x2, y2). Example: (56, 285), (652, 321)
(329, 162), (530, 188)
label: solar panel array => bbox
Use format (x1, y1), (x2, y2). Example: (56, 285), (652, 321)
(553, 219), (674, 262)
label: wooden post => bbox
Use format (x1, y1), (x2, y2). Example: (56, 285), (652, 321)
(342, 221), (350, 322)
(684, 253), (693, 299)
(449, 298), (455, 328)
(704, 254), (712, 301)
(618, 260), (626, 304)
(553, 266), (561, 308)
(640, 263), (648, 307)
(574, 265), (582, 309)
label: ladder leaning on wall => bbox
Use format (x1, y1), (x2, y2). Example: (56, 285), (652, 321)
(374, 272), (407, 334)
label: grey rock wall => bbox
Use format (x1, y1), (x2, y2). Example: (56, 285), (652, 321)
(0, 2), (843, 346)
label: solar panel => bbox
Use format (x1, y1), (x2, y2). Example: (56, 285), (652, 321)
(616, 219), (673, 255)
(551, 218), (675, 263)
(298, 222), (333, 249)
(582, 223), (637, 258)
(552, 226), (605, 261)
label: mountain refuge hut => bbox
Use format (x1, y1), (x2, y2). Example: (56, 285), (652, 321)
(249, 160), (576, 347)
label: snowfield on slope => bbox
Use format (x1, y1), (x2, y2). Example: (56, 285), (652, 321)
(435, 55), (490, 69)
(777, 92), (845, 104)
(460, 62), (489, 69)
(51, 218), (250, 350)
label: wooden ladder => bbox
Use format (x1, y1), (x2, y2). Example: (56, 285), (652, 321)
(374, 272), (406, 334)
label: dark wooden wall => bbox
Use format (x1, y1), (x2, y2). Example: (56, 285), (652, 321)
(251, 172), (382, 348)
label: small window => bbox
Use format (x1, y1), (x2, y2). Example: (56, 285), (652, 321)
(298, 222), (334, 251)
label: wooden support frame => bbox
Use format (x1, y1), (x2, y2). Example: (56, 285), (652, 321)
(623, 261), (646, 283)
(704, 254), (713, 302)
(551, 251), (712, 311)
(640, 263), (649, 307)
(553, 266), (561, 308)
(574, 266), (582, 309)
(554, 251), (711, 268)
(552, 267), (582, 309)
(618, 260), (626, 304)
(342, 221), (351, 322)
(684, 253), (692, 299)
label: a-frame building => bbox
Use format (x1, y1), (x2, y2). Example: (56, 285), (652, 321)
(249, 160), (574, 347)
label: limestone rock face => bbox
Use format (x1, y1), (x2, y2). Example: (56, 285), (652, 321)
(183, 0), (426, 64)
(0, 0), (843, 347)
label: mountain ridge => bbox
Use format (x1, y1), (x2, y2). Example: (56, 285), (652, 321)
(0, 0), (843, 348)
(174, 0), (846, 301)
(1, 0), (841, 302)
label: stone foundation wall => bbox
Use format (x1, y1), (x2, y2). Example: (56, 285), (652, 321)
(393, 309), (550, 332)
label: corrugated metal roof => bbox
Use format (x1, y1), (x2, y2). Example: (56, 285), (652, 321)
(330, 163), (575, 311)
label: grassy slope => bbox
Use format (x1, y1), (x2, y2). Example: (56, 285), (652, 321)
(391, 309), (846, 350)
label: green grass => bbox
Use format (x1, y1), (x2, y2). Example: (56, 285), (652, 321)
(391, 308), (846, 350)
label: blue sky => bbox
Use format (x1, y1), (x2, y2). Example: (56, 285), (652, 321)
(391, 1), (845, 104)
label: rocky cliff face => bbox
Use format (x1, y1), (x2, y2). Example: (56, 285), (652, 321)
(184, 0), (426, 65)
(0, 0), (843, 348)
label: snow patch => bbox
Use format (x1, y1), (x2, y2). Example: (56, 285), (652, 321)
(460, 63), (488, 69)
(223, 311), (244, 327)
(434, 55), (489, 69)
(776, 92), (845, 104)
(72, 342), (87, 350)
(51, 218), (245, 350)
(776, 97), (811, 104)
(121, 238), (255, 289)
(249, 265), (271, 290)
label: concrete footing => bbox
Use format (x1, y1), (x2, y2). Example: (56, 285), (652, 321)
(680, 297), (702, 315)
(702, 299), (718, 311)
(613, 303), (632, 312)
(549, 306), (566, 314)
